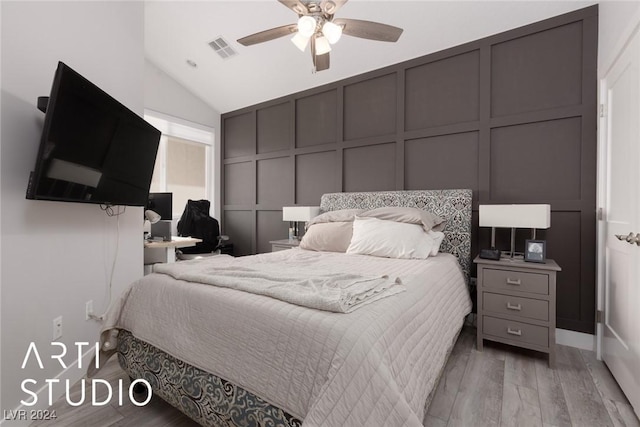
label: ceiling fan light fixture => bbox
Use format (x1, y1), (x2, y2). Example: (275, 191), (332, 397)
(297, 16), (317, 38)
(315, 35), (331, 55)
(322, 21), (342, 44)
(291, 33), (310, 52)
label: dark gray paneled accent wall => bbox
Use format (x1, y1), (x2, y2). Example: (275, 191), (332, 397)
(221, 6), (598, 334)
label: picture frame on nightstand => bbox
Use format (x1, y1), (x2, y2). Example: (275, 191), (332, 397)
(524, 239), (546, 263)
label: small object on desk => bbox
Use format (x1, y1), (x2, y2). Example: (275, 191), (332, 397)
(479, 248), (501, 260)
(269, 239), (300, 252)
(524, 239), (546, 263)
(150, 220), (172, 241)
(475, 255), (560, 368)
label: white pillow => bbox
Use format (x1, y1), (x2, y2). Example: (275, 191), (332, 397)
(427, 230), (445, 256)
(346, 217), (435, 259)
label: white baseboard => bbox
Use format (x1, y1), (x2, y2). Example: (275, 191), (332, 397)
(556, 328), (596, 351)
(0, 345), (96, 426)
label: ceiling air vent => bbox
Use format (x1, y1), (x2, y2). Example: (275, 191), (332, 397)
(209, 37), (238, 60)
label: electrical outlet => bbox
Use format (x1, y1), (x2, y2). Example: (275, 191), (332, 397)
(52, 316), (62, 340)
(85, 300), (94, 320)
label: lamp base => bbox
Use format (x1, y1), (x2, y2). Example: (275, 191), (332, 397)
(501, 251), (525, 260)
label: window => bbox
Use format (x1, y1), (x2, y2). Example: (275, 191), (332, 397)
(145, 113), (215, 218)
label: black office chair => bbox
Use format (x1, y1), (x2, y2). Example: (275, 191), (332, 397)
(176, 199), (231, 260)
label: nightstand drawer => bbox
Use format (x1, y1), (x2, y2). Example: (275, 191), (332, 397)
(483, 316), (549, 348)
(270, 240), (300, 252)
(483, 268), (549, 295)
(483, 292), (549, 321)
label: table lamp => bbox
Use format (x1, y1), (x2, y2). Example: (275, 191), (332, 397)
(479, 204), (551, 259)
(143, 209), (161, 238)
(282, 206), (320, 240)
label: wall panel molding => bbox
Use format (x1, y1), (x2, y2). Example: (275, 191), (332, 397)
(221, 5), (598, 333)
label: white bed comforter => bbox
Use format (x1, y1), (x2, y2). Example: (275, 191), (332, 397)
(98, 249), (471, 426)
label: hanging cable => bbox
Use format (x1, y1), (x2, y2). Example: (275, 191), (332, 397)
(90, 205), (125, 320)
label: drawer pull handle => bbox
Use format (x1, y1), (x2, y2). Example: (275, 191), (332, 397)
(507, 327), (522, 336)
(506, 302), (522, 311)
(506, 278), (522, 285)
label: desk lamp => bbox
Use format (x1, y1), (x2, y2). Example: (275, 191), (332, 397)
(282, 206), (320, 240)
(479, 204), (551, 259)
(143, 210), (161, 239)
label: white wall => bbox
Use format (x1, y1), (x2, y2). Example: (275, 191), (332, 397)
(1, 1), (145, 415)
(144, 59), (222, 220)
(598, 0), (640, 76)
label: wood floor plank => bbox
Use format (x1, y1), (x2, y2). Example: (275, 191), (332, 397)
(452, 327), (476, 355)
(580, 349), (640, 427)
(556, 345), (614, 427)
(447, 350), (504, 427)
(534, 357), (572, 427)
(504, 349), (539, 390)
(30, 402), (124, 427)
(580, 350), (630, 404)
(600, 398), (640, 427)
(426, 324), (474, 422)
(424, 414), (449, 427)
(427, 345), (471, 421)
(500, 382), (543, 427)
(480, 339), (510, 362)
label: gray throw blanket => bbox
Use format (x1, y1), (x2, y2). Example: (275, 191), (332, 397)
(153, 255), (405, 313)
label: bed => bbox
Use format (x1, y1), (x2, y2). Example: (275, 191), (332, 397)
(92, 189), (472, 427)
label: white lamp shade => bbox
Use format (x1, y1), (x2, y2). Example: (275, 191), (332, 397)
(297, 16), (316, 38)
(315, 36), (331, 55)
(282, 206), (320, 222)
(479, 204), (551, 229)
(144, 209), (161, 224)
(291, 33), (310, 52)
(322, 21), (342, 44)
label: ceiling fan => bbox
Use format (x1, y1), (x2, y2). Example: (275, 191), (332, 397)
(237, 0), (403, 72)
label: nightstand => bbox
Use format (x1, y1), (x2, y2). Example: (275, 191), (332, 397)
(269, 239), (300, 252)
(475, 256), (561, 367)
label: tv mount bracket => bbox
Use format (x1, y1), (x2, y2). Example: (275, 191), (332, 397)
(37, 96), (49, 113)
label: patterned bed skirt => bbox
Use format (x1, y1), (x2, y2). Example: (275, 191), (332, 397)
(117, 330), (302, 427)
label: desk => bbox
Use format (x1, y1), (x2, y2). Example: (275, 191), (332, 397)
(144, 236), (202, 268)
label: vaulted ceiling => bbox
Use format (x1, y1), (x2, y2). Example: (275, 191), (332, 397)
(144, 1), (596, 114)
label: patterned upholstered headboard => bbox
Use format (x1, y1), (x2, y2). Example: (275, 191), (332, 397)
(320, 189), (472, 283)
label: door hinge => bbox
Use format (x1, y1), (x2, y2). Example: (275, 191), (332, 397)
(599, 104), (607, 118)
(596, 310), (604, 323)
(597, 207), (604, 221)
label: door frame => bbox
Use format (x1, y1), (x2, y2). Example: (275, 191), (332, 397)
(596, 14), (640, 360)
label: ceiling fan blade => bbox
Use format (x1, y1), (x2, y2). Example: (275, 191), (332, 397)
(320, 0), (348, 15)
(333, 18), (403, 42)
(277, 0), (308, 15)
(237, 24), (298, 46)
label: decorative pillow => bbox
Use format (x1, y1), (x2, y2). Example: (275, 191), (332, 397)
(307, 209), (364, 227)
(358, 207), (446, 232)
(299, 222), (353, 253)
(346, 217), (435, 259)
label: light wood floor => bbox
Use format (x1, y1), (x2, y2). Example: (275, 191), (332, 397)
(31, 326), (640, 427)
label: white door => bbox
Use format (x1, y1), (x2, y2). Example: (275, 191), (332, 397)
(601, 25), (640, 418)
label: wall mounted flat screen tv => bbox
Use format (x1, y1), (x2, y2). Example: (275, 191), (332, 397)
(26, 61), (161, 206)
